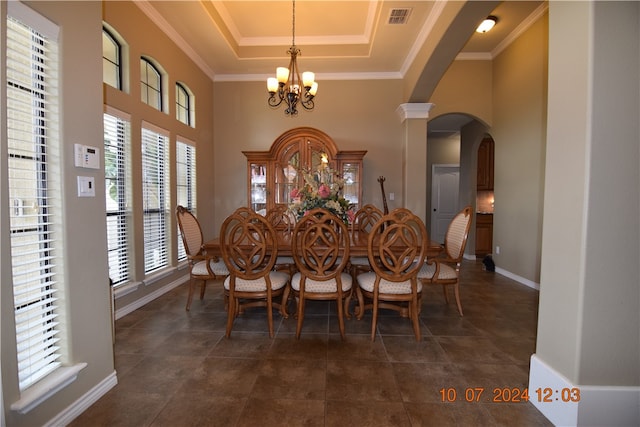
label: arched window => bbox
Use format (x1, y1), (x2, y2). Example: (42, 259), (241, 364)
(176, 82), (194, 126)
(140, 57), (162, 111)
(102, 27), (121, 89)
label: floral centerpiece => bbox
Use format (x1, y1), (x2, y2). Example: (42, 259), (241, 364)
(289, 160), (355, 224)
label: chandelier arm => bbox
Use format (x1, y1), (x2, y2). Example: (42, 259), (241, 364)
(301, 97), (315, 111)
(268, 93), (284, 108)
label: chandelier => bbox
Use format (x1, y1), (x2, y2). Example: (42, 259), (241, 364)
(267, 0), (318, 116)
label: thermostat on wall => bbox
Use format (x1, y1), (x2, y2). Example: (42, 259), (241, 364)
(74, 144), (100, 169)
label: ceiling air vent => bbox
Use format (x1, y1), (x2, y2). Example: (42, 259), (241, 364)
(388, 8), (411, 25)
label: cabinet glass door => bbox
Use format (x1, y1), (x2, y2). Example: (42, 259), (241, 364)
(249, 162), (267, 213)
(341, 162), (360, 210)
(275, 150), (300, 206)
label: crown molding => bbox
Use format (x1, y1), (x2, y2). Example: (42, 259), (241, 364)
(135, 1), (216, 81)
(396, 103), (435, 122)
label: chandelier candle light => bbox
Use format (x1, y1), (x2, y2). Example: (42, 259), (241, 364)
(267, 0), (318, 116)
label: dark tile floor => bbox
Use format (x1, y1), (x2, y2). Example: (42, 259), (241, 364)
(70, 260), (552, 427)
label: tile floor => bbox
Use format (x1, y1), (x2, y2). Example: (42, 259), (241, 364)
(70, 260), (552, 426)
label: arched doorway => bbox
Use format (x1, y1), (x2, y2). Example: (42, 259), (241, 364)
(427, 113), (492, 253)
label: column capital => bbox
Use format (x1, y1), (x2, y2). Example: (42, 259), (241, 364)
(396, 103), (435, 122)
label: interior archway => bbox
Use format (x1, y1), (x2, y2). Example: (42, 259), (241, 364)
(427, 113), (492, 256)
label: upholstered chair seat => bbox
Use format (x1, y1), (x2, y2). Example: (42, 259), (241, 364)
(224, 271), (289, 293)
(356, 271), (423, 294)
(291, 272), (352, 293)
(220, 208), (291, 338)
(176, 205), (229, 311)
(355, 208), (427, 341)
(417, 206), (473, 316)
(291, 208), (351, 339)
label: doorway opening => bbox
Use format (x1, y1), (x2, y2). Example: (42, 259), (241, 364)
(430, 164), (459, 244)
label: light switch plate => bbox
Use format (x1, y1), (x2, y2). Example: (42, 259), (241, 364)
(77, 176), (95, 197)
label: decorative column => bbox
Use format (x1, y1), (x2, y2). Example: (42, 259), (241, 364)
(531, 2), (639, 426)
(395, 103), (434, 223)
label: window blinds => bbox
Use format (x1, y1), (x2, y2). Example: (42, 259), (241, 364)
(142, 126), (170, 273)
(104, 112), (131, 284)
(6, 15), (62, 390)
(176, 140), (197, 261)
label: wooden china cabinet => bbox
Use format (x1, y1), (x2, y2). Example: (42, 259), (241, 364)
(243, 127), (366, 214)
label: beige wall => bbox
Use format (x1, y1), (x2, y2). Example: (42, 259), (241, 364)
(426, 14), (548, 284)
(103, 1), (215, 309)
(2, 2), (216, 424)
(531, 3), (639, 423)
(1, 2), (112, 426)
(430, 60), (493, 126)
(490, 12), (548, 283)
(538, 0), (639, 386)
(211, 79), (407, 234)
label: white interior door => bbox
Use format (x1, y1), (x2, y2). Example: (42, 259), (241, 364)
(431, 164), (460, 244)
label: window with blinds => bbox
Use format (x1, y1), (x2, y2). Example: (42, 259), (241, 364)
(176, 140), (197, 261)
(104, 111), (131, 284)
(142, 126), (170, 273)
(6, 13), (63, 390)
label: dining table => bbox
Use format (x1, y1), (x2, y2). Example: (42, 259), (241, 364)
(203, 229), (443, 259)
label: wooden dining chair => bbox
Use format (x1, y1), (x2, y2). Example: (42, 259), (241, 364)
(418, 206), (472, 316)
(349, 204), (383, 276)
(265, 204), (297, 276)
(176, 205), (229, 311)
(345, 204), (383, 317)
(355, 208), (427, 341)
(219, 207), (290, 338)
(291, 208), (351, 339)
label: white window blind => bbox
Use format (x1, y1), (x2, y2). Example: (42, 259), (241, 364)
(142, 126), (170, 273)
(104, 111), (131, 284)
(6, 13), (63, 390)
(176, 139), (197, 261)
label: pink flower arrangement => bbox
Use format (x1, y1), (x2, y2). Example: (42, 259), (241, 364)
(318, 184), (331, 198)
(288, 164), (353, 224)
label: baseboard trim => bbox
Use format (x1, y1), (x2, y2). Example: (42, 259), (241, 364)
(44, 371), (117, 427)
(495, 266), (540, 290)
(115, 274), (188, 320)
(529, 354), (640, 426)
(462, 253), (540, 291)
